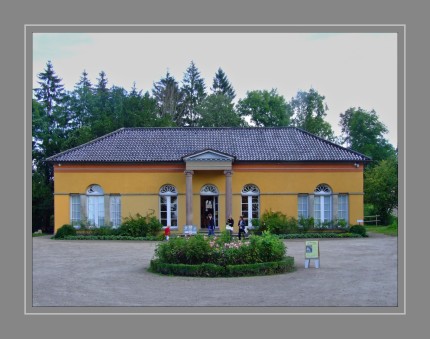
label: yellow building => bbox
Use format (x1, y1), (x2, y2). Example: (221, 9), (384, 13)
(47, 127), (370, 234)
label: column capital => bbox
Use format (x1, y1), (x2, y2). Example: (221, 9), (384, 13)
(184, 170), (194, 176)
(223, 170), (233, 176)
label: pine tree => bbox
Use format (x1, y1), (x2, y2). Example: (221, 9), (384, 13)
(152, 71), (183, 125)
(211, 68), (236, 101)
(33, 60), (65, 117)
(70, 70), (94, 128)
(92, 71), (113, 137)
(180, 61), (207, 126)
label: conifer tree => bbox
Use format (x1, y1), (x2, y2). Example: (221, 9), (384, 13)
(152, 71), (183, 125)
(180, 61), (207, 126)
(211, 68), (236, 101)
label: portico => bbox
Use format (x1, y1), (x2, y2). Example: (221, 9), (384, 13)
(182, 149), (234, 230)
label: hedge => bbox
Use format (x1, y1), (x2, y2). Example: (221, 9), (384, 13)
(149, 257), (295, 277)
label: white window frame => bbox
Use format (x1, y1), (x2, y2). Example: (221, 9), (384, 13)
(241, 184), (260, 227)
(86, 185), (105, 227)
(110, 195), (121, 228)
(314, 184), (332, 226)
(159, 185), (178, 229)
(298, 194), (309, 219)
(338, 194), (349, 223)
(70, 194), (81, 227)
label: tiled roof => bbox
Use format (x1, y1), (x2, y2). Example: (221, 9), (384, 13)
(46, 127), (371, 163)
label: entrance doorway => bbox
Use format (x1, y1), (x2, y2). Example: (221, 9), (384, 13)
(200, 195), (219, 229)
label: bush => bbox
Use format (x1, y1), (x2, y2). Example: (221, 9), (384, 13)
(349, 225), (368, 237)
(153, 231), (287, 267)
(118, 213), (163, 237)
(298, 216), (314, 233)
(54, 224), (77, 239)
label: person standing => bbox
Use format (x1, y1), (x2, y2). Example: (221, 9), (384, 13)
(227, 215), (234, 238)
(164, 225), (171, 241)
(207, 213), (215, 236)
(238, 215), (246, 240)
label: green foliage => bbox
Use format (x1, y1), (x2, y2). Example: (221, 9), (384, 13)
(211, 67), (236, 101)
(298, 216), (315, 233)
(180, 61), (207, 126)
(279, 232), (362, 239)
(291, 88), (335, 141)
(197, 93), (244, 127)
(118, 213), (163, 237)
(259, 210), (298, 234)
(237, 89), (292, 127)
(364, 156), (398, 225)
(54, 224), (77, 239)
(349, 225), (368, 237)
(339, 107), (396, 163)
(149, 257), (295, 277)
(153, 232), (287, 268)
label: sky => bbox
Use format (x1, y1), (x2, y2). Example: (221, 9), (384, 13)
(33, 32), (398, 146)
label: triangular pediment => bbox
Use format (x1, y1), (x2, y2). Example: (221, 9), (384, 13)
(183, 149), (234, 162)
(183, 149), (234, 171)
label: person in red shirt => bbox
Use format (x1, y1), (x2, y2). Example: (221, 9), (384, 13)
(164, 225), (171, 241)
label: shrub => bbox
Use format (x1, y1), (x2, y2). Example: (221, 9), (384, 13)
(298, 216), (314, 233)
(54, 224), (77, 239)
(349, 225), (368, 237)
(118, 213), (163, 237)
(153, 232), (287, 267)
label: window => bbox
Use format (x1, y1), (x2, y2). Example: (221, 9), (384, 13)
(298, 195), (309, 219)
(241, 184), (260, 227)
(110, 195), (121, 228)
(70, 194), (81, 226)
(160, 185), (178, 228)
(87, 185), (105, 227)
(314, 184), (332, 226)
(338, 194), (349, 223)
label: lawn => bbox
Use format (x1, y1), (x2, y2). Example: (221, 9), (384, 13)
(365, 225), (398, 236)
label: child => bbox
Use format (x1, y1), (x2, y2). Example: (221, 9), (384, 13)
(164, 225), (171, 241)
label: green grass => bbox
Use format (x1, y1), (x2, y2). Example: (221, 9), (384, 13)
(32, 232), (49, 237)
(365, 225), (398, 236)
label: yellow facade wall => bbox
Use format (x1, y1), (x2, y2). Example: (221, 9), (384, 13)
(53, 163), (364, 233)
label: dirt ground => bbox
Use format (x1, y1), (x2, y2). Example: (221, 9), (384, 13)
(32, 234), (398, 309)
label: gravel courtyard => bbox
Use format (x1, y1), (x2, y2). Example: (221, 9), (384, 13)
(32, 234), (398, 308)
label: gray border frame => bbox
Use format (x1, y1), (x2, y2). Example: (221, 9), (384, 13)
(25, 25), (405, 315)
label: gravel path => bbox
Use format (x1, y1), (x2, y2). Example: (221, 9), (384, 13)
(32, 234), (398, 307)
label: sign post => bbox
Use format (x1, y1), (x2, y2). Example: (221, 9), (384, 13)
(305, 240), (320, 268)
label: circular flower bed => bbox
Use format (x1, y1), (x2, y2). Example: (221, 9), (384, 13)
(149, 231), (295, 277)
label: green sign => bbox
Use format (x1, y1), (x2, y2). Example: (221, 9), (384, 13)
(305, 241), (319, 259)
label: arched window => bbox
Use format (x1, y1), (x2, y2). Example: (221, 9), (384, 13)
(241, 184), (260, 227)
(86, 184), (105, 227)
(159, 184), (178, 228)
(200, 184), (218, 195)
(314, 184), (332, 226)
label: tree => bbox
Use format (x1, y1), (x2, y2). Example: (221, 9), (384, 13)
(91, 71), (114, 137)
(69, 70), (94, 129)
(339, 107), (396, 163)
(364, 156), (398, 225)
(32, 62), (68, 232)
(152, 71), (183, 125)
(33, 60), (66, 117)
(290, 88), (335, 141)
(180, 61), (207, 126)
(236, 89), (292, 127)
(197, 94), (244, 127)
(211, 68), (236, 101)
